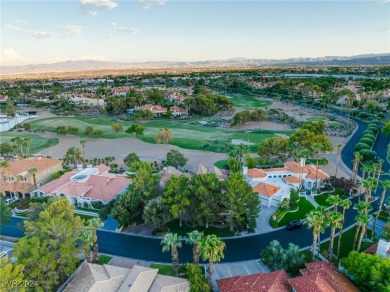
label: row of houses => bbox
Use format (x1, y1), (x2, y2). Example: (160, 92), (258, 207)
(128, 104), (188, 117)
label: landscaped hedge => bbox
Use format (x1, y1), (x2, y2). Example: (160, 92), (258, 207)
(354, 143), (371, 152)
(359, 149), (376, 161)
(363, 130), (374, 136)
(358, 112), (368, 119)
(362, 134), (376, 141)
(359, 138), (374, 147)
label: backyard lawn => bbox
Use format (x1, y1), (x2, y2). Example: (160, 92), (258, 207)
(96, 255), (113, 265)
(276, 197), (316, 227)
(150, 263), (174, 276)
(314, 194), (333, 207)
(164, 219), (234, 237)
(214, 159), (229, 170)
(27, 117), (288, 153)
(1, 132), (59, 154)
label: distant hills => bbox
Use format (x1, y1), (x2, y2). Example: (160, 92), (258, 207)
(2, 53), (390, 77)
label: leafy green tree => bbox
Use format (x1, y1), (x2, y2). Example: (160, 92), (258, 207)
(382, 121), (390, 136)
(56, 126), (68, 135)
(301, 121), (326, 135)
(126, 124), (145, 138)
(198, 235), (225, 282)
(111, 188), (142, 228)
(0, 258), (26, 292)
(186, 230), (203, 265)
(188, 173), (223, 228)
(228, 144), (249, 173)
(111, 123), (123, 137)
(245, 154), (256, 168)
(67, 126), (79, 135)
(16, 199), (84, 288)
(284, 243), (306, 274)
(130, 161), (160, 200)
(162, 175), (190, 226)
(0, 202), (11, 227)
(260, 240), (286, 271)
(161, 233), (182, 277)
(258, 137), (289, 164)
(144, 196), (171, 231)
(341, 251), (390, 291)
(0, 142), (14, 156)
(288, 129), (316, 153)
(185, 263), (211, 292)
(156, 128), (173, 145)
(224, 173), (260, 232)
(123, 152), (140, 168)
(165, 149), (188, 168)
(5, 101), (16, 117)
(84, 126), (95, 136)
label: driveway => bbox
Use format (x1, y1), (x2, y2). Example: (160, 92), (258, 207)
(255, 206), (277, 234)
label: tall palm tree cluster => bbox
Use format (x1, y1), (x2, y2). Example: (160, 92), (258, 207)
(161, 231), (225, 283)
(4, 137), (32, 158)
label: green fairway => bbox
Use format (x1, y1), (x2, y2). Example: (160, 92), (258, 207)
(27, 117), (288, 153)
(1, 132), (59, 154)
(225, 94), (272, 109)
(306, 116), (326, 122)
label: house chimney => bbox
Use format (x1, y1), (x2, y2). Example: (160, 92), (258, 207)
(299, 158), (306, 167)
(77, 164), (83, 172)
(0, 157), (4, 162)
(377, 239), (390, 258)
(243, 166), (248, 175)
(13, 155), (19, 162)
(35, 154), (42, 160)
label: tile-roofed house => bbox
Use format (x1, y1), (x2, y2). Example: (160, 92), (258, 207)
(134, 104), (167, 116)
(216, 270), (291, 292)
(363, 239), (390, 258)
(169, 106), (188, 116)
(289, 261), (359, 292)
(192, 164), (227, 180)
(252, 182), (281, 197)
(32, 165), (131, 208)
(0, 155), (62, 197)
(0, 95), (9, 103)
(243, 158), (330, 208)
(64, 263), (190, 292)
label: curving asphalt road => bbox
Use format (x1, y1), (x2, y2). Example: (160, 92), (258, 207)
(1, 113), (389, 263)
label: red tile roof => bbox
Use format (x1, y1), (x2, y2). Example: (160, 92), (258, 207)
(284, 176), (301, 184)
(0, 157), (62, 176)
(304, 165), (330, 180)
(0, 180), (34, 193)
(253, 182), (280, 197)
(247, 168), (267, 178)
(284, 161), (309, 174)
(216, 270), (290, 292)
(363, 243), (378, 254)
(289, 261), (359, 292)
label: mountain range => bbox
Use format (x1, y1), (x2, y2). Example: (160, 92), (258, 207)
(2, 53), (389, 76)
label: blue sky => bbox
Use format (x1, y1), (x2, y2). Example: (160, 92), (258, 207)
(1, 0), (389, 66)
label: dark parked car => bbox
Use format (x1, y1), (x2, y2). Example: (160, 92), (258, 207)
(285, 220), (303, 230)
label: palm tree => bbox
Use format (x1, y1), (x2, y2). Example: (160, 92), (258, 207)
(288, 141), (303, 162)
(334, 144), (342, 178)
(198, 235), (226, 282)
(372, 179), (390, 239)
(363, 177), (377, 203)
(87, 218), (104, 262)
(312, 142), (322, 193)
(352, 201), (372, 251)
(337, 199), (351, 258)
(326, 194), (342, 213)
(328, 211), (343, 258)
(161, 233), (182, 277)
(305, 207), (329, 261)
(359, 166), (369, 196)
(28, 167), (38, 189)
(80, 139), (87, 168)
(23, 137), (31, 158)
(356, 213), (371, 252)
(375, 159), (384, 191)
(186, 230), (203, 265)
(351, 152), (362, 184)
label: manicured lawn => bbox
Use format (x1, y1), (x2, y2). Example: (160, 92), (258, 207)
(214, 159), (229, 170)
(320, 227), (373, 259)
(150, 263), (174, 276)
(28, 117), (288, 153)
(164, 219), (234, 237)
(225, 94), (272, 109)
(1, 132), (59, 154)
(96, 255), (112, 265)
(277, 198), (316, 227)
(328, 121), (342, 128)
(306, 116), (326, 122)
(314, 194), (333, 207)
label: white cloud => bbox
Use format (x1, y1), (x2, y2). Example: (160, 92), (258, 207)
(371, 0), (390, 3)
(60, 25), (83, 36)
(1, 48), (27, 65)
(376, 28), (390, 33)
(80, 0), (118, 16)
(139, 0), (166, 9)
(4, 24), (53, 38)
(109, 22), (138, 34)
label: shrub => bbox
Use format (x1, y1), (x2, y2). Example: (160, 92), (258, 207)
(354, 143), (371, 151)
(367, 126), (378, 134)
(359, 138), (374, 147)
(359, 149), (376, 161)
(362, 130), (373, 136)
(362, 134), (376, 141)
(358, 111), (368, 119)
